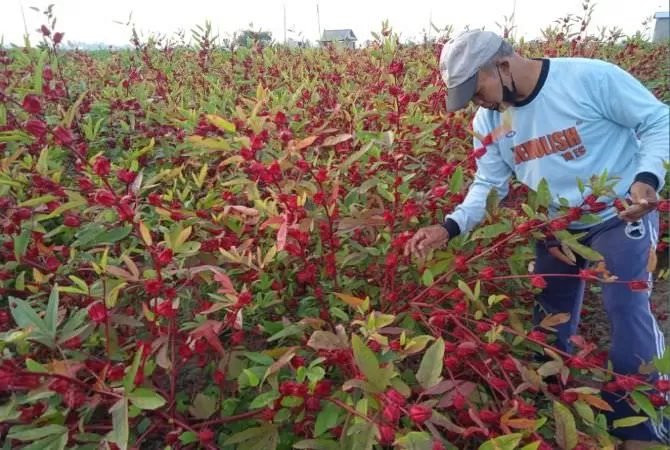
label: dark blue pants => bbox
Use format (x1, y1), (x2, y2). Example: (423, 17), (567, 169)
(532, 210), (669, 444)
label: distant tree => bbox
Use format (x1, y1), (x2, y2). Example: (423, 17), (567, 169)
(235, 25), (273, 48)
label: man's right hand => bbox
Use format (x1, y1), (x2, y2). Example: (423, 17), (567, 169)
(404, 225), (450, 260)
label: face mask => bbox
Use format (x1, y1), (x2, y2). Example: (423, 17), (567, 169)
(497, 65), (518, 105)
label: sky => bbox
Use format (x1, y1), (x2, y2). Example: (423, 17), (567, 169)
(0, 0), (666, 47)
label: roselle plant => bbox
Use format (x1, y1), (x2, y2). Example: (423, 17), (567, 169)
(0, 7), (669, 450)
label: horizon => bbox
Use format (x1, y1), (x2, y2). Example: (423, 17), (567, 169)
(0, 0), (667, 48)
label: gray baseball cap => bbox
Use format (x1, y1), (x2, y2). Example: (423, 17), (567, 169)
(439, 29), (504, 112)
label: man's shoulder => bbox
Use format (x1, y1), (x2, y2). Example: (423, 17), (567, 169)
(548, 56), (618, 79)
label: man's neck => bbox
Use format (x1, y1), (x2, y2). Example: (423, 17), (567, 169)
(512, 59), (545, 102)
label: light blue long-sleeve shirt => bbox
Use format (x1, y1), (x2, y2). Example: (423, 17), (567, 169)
(444, 57), (669, 237)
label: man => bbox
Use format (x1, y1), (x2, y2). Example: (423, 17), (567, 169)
(404, 29), (669, 448)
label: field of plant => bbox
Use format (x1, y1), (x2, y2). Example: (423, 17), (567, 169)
(0, 7), (669, 450)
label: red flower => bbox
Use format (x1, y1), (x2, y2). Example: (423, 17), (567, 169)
(25, 119), (47, 137)
(198, 428), (214, 444)
(377, 424), (395, 445)
(145, 278), (163, 296)
(560, 391), (578, 404)
(456, 341), (478, 358)
(383, 404), (400, 422)
(22, 94), (41, 114)
(148, 192), (162, 206)
(115, 168), (136, 184)
(656, 379), (670, 392)
(93, 190), (116, 207)
(53, 126), (73, 146)
(78, 177), (94, 191)
(88, 301), (108, 323)
(531, 275), (547, 289)
(492, 312), (508, 324)
(658, 200), (670, 213)
(93, 156), (111, 176)
(384, 388), (406, 406)
(63, 214), (81, 228)
(237, 291), (252, 306)
(53, 32), (64, 45)
(528, 330), (546, 342)
(40, 25), (50, 36)
(155, 300), (176, 318)
(480, 266), (496, 280)
(156, 248), (173, 266)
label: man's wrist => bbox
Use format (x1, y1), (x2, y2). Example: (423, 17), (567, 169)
(441, 218), (461, 239)
(634, 172), (659, 191)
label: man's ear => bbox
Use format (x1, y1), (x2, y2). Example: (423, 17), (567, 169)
(497, 59), (511, 74)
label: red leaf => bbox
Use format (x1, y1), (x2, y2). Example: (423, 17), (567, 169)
(260, 216), (285, 231)
(277, 221), (288, 252)
(189, 321), (226, 357)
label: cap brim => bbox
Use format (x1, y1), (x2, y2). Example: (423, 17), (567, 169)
(446, 72), (478, 112)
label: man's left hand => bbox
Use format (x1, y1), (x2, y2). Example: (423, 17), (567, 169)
(619, 181), (658, 222)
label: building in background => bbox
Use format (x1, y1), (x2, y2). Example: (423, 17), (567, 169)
(319, 29), (357, 48)
(653, 11), (669, 42)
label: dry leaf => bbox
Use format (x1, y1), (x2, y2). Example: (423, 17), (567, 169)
(262, 347), (298, 384)
(306, 330), (349, 350)
(580, 394), (614, 412)
(321, 133), (352, 147)
(540, 313), (571, 330)
(332, 292), (365, 307)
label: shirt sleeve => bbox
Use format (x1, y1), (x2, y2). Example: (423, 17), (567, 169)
(586, 60), (669, 191)
(444, 112), (513, 237)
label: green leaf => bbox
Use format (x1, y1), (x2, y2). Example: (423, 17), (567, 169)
(449, 166), (463, 193)
(267, 324), (303, 342)
(250, 391), (280, 409)
(179, 431), (198, 444)
(128, 388), (166, 410)
(293, 440), (339, 450)
(457, 280), (475, 302)
(560, 239), (603, 262)
(478, 433), (524, 450)
(471, 222), (512, 240)
(573, 400), (594, 424)
(613, 416), (649, 428)
(653, 347), (670, 374)
(416, 337), (444, 389)
(21, 433), (68, 450)
(422, 268), (434, 287)
(14, 228), (31, 261)
(18, 194), (57, 208)
(45, 285), (60, 336)
(520, 442), (541, 450)
(340, 141), (374, 170)
(105, 397), (129, 450)
(315, 401), (341, 437)
(8, 424), (67, 441)
(123, 349), (143, 392)
(394, 431), (433, 450)
(553, 401), (577, 450)
(350, 422), (377, 450)
(535, 179), (551, 209)
(86, 225), (133, 248)
(224, 424), (275, 446)
(189, 393), (217, 419)
(8, 297), (50, 335)
(25, 358), (48, 373)
(521, 204), (536, 218)
(631, 391), (658, 421)
(351, 334), (386, 392)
